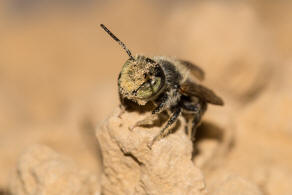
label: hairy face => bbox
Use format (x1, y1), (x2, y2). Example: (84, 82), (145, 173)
(118, 56), (165, 104)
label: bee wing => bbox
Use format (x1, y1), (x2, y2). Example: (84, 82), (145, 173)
(180, 80), (224, 105)
(177, 60), (205, 81)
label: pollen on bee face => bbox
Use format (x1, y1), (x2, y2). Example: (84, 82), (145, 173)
(119, 57), (158, 98)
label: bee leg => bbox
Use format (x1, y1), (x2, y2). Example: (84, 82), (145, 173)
(190, 103), (206, 141)
(152, 93), (169, 114)
(148, 107), (181, 149)
(180, 102), (200, 139)
(191, 113), (202, 141)
(185, 117), (193, 140)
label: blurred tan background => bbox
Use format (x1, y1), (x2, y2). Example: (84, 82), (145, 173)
(0, 0), (292, 194)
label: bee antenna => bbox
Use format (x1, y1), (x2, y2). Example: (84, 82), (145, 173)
(100, 24), (135, 60)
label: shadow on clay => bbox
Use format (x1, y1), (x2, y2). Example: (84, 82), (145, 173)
(121, 98), (155, 114)
(191, 121), (234, 160)
(122, 99), (183, 134)
(0, 189), (10, 195)
(137, 111), (169, 128)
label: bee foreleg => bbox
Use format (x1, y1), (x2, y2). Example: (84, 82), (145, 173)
(148, 107), (181, 149)
(152, 93), (169, 114)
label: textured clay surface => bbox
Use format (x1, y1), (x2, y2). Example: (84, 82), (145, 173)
(9, 145), (100, 195)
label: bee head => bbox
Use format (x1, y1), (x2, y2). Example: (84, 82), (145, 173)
(118, 55), (165, 104)
(100, 24), (165, 105)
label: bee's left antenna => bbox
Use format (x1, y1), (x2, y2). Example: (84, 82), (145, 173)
(100, 24), (134, 60)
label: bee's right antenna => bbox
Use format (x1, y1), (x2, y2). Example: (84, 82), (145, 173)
(100, 24), (135, 60)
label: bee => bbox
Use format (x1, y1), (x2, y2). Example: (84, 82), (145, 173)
(100, 24), (224, 148)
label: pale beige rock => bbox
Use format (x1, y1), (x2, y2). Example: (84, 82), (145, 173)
(96, 107), (207, 195)
(211, 174), (263, 195)
(96, 105), (265, 195)
(9, 145), (100, 195)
